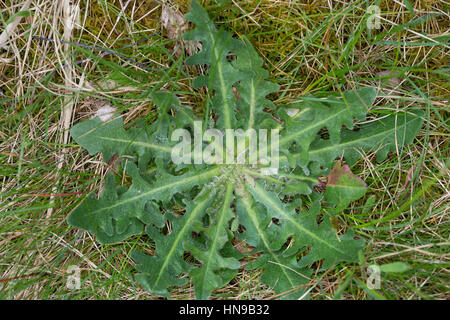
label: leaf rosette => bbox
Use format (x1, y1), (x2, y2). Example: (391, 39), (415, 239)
(68, 0), (424, 299)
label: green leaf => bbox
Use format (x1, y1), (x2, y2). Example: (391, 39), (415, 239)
(132, 189), (215, 297)
(276, 87), (376, 165)
(236, 187), (311, 299)
(380, 262), (412, 273)
(246, 181), (364, 269)
(277, 109), (424, 173)
(68, 163), (221, 244)
(309, 110), (424, 169)
(187, 182), (240, 299)
(183, 0), (244, 129)
(70, 110), (170, 168)
(70, 90), (194, 166)
(5, 10), (32, 24)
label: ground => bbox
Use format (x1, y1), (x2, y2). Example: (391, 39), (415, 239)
(0, 0), (448, 299)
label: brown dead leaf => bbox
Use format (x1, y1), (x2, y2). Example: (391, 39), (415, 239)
(404, 164), (417, 187)
(161, 3), (201, 57)
(232, 86), (240, 100)
(401, 163), (421, 200)
(232, 238), (260, 268)
(326, 160), (365, 186)
(161, 4), (188, 40)
(232, 238), (255, 254)
(324, 160), (367, 207)
(376, 70), (402, 87)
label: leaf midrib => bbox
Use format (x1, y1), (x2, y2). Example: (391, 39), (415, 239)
(197, 182), (233, 297)
(87, 167), (220, 216)
(240, 188), (296, 288)
(251, 182), (344, 254)
(279, 108), (347, 147)
(276, 114), (419, 163)
(99, 136), (172, 152)
(153, 192), (212, 289)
